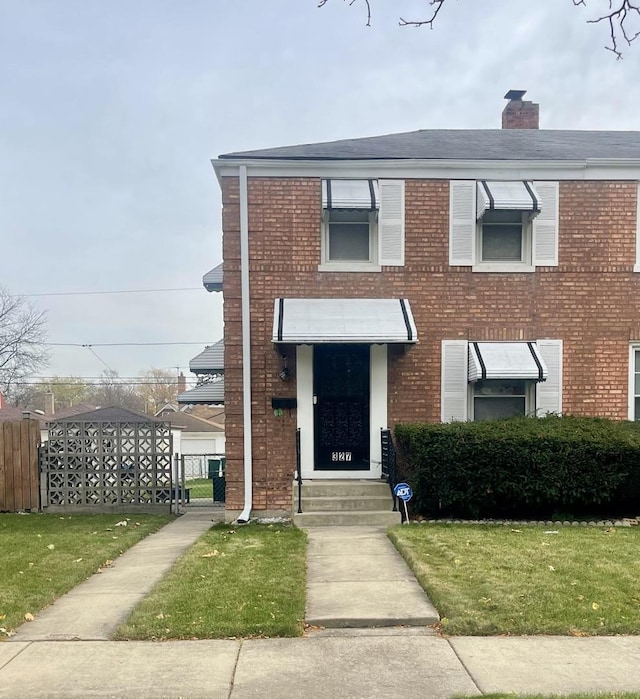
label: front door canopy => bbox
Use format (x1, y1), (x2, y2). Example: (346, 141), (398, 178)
(272, 298), (417, 344)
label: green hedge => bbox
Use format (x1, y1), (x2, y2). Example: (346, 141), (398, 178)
(394, 416), (640, 519)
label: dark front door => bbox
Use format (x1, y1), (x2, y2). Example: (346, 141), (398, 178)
(313, 344), (370, 470)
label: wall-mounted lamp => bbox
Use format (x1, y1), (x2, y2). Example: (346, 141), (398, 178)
(278, 354), (290, 381)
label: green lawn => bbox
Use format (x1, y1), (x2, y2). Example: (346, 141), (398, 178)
(115, 523), (307, 640)
(0, 513), (173, 636)
(186, 477), (214, 499)
(390, 524), (640, 636)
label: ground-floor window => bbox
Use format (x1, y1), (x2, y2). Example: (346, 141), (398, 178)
(471, 379), (534, 421)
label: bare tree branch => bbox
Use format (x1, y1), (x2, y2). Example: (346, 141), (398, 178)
(0, 286), (48, 398)
(318, 0), (371, 26)
(399, 0), (446, 28)
(574, 0), (640, 59)
(319, 0), (640, 57)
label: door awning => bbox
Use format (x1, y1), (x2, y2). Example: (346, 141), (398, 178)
(322, 180), (379, 210)
(272, 298), (417, 344)
(468, 342), (547, 382)
(476, 181), (540, 219)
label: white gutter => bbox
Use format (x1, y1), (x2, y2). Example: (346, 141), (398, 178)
(238, 164), (252, 523)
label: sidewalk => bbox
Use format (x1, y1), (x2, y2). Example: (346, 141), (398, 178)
(3, 513), (640, 698)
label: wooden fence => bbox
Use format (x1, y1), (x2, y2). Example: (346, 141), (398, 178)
(0, 419), (41, 512)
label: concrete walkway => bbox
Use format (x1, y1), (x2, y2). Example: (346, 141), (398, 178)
(305, 526), (439, 628)
(3, 513), (640, 697)
(10, 507), (224, 642)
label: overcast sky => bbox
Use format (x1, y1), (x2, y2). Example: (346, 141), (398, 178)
(2, 0), (639, 387)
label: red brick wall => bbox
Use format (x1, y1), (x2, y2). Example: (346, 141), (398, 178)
(221, 176), (640, 512)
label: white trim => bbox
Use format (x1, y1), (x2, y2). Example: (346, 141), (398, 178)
(296, 343), (387, 479)
(296, 345), (315, 479)
(239, 165), (252, 522)
(213, 158), (640, 182)
(635, 183), (640, 272)
(629, 343), (640, 420)
(369, 344), (387, 479)
(318, 263), (381, 273)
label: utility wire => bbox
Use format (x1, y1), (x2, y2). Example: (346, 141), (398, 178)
(20, 287), (204, 298)
(45, 341), (213, 347)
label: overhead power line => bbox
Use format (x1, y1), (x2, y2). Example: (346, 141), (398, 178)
(45, 342), (212, 347)
(20, 287), (204, 298)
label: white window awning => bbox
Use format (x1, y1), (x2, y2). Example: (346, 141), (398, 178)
(477, 181), (540, 219)
(468, 342), (548, 382)
(272, 298), (417, 344)
(322, 179), (379, 210)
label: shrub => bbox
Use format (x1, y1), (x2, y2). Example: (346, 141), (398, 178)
(394, 415), (640, 519)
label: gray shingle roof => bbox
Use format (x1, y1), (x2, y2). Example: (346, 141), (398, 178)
(190, 340), (224, 374)
(178, 378), (224, 405)
(50, 406), (163, 423)
(219, 129), (640, 162)
(203, 263), (223, 292)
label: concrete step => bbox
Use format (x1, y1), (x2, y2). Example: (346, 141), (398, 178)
(298, 480), (391, 498)
(293, 511), (401, 527)
(300, 495), (394, 512)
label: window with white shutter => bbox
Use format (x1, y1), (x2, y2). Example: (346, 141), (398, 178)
(535, 339), (563, 415)
(441, 340), (469, 422)
(441, 339), (563, 422)
(319, 178), (405, 272)
(449, 180), (559, 271)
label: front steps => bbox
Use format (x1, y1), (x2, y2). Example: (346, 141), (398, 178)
(293, 479), (401, 527)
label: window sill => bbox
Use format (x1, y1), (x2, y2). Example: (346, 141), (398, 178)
(634, 264), (640, 273)
(318, 262), (381, 273)
(472, 263), (535, 273)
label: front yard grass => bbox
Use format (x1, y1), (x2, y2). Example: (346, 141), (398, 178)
(115, 523), (306, 640)
(390, 524), (640, 636)
(0, 513), (173, 636)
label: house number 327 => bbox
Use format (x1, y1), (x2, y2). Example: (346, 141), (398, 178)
(331, 452), (352, 462)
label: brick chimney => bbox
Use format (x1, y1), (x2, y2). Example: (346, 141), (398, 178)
(43, 391), (55, 416)
(178, 372), (186, 395)
(502, 90), (539, 129)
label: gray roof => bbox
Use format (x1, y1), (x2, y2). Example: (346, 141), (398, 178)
(190, 340), (224, 374)
(50, 406), (163, 424)
(178, 378), (225, 405)
(220, 129), (640, 162)
(203, 263), (223, 292)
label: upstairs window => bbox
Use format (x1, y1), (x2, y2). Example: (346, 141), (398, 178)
(475, 181), (539, 270)
(449, 180), (559, 270)
(320, 179), (405, 271)
(325, 209), (375, 263)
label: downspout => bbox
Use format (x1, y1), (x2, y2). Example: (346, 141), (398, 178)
(238, 164), (252, 523)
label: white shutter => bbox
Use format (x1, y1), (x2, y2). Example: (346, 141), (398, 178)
(441, 340), (469, 423)
(533, 181), (559, 266)
(378, 179), (405, 266)
(449, 180), (476, 266)
(536, 339), (563, 415)
(635, 182), (640, 272)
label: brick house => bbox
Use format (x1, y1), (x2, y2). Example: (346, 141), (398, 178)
(211, 90), (640, 522)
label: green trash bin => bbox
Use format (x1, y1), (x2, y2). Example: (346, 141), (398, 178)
(208, 457), (226, 503)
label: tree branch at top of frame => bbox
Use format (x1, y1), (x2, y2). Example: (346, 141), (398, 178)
(318, 0), (640, 57)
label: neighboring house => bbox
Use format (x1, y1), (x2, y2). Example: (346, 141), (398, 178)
(210, 90), (640, 520)
(0, 403), (98, 444)
(177, 339), (224, 406)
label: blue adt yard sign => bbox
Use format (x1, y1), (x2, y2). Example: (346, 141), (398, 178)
(393, 482), (413, 502)
(393, 482), (413, 524)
